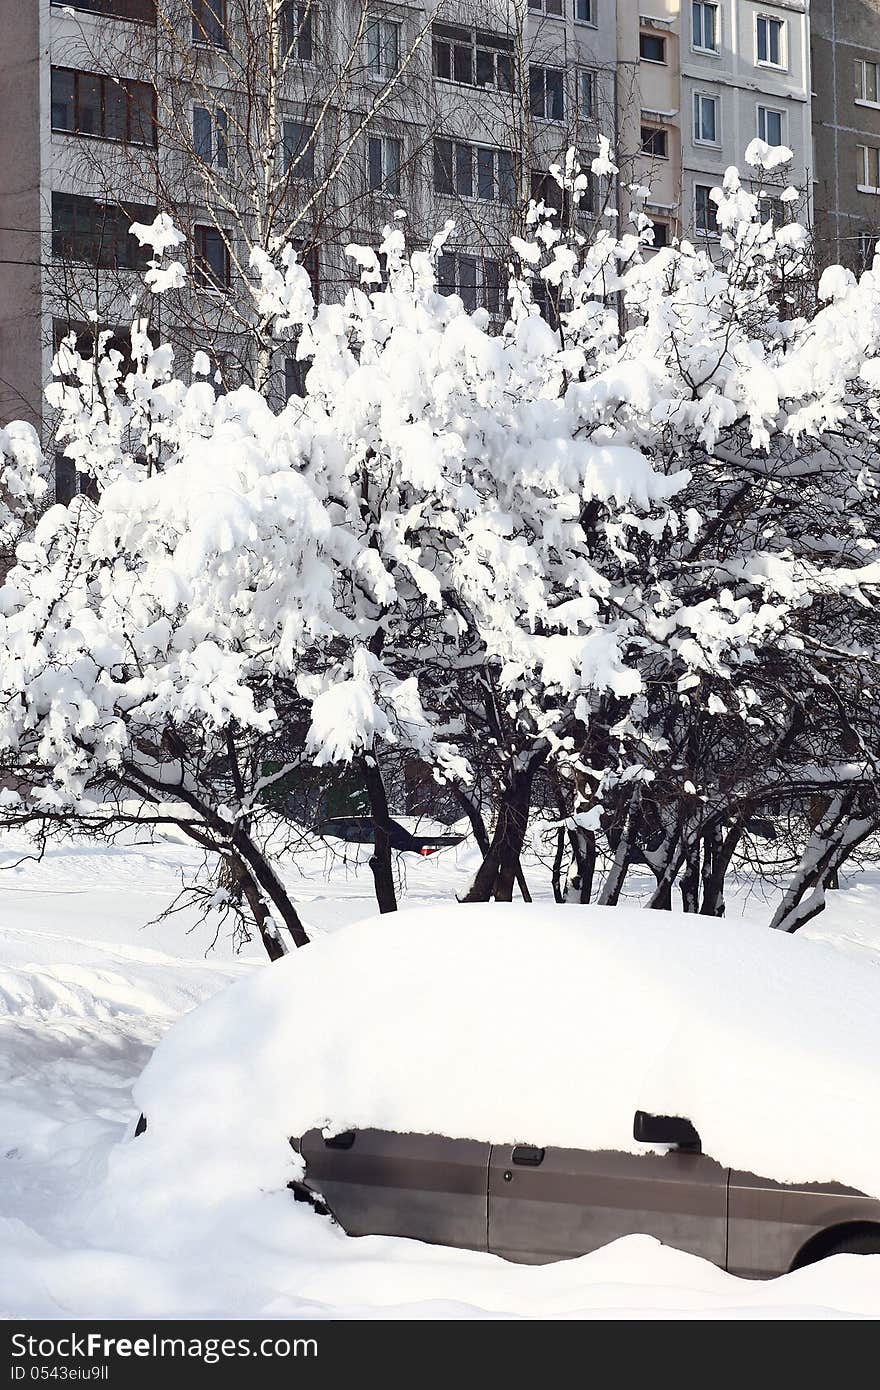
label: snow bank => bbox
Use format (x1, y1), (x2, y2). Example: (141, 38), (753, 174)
(110, 904), (880, 1240)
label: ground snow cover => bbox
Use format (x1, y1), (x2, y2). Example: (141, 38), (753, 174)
(2, 827), (880, 1320)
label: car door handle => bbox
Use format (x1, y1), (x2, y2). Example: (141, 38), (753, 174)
(324, 1131), (356, 1150)
(512, 1145), (545, 1166)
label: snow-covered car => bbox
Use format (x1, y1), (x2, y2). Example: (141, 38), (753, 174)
(131, 905), (880, 1279)
(291, 1112), (880, 1278)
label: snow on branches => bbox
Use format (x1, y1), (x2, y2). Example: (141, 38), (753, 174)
(2, 152), (880, 945)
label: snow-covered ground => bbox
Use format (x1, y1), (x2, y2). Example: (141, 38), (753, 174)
(1, 825), (879, 1320)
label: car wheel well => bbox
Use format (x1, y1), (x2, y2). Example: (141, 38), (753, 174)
(790, 1220), (880, 1271)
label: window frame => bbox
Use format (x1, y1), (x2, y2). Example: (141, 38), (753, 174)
(573, 0), (595, 26)
(578, 68), (596, 119)
(431, 24), (514, 92)
(50, 191), (155, 269)
(49, 0), (156, 24)
(855, 58), (880, 108)
(756, 103), (784, 146)
(367, 132), (402, 196)
(436, 250), (505, 315)
(641, 124), (669, 159)
(280, 1), (315, 65)
(694, 182), (719, 237)
(755, 13), (786, 71)
(192, 222), (232, 292)
(693, 91), (719, 146)
(857, 143), (880, 194)
(364, 15), (400, 82)
(192, 103), (229, 168)
(191, 0), (227, 48)
(50, 66), (157, 147)
(282, 118), (316, 181)
(639, 31), (667, 65)
(529, 64), (565, 122)
(433, 138), (515, 204)
(691, 1), (719, 55)
(527, 0), (564, 18)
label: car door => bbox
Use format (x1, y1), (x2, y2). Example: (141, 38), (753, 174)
(298, 1128), (491, 1252)
(488, 1143), (728, 1265)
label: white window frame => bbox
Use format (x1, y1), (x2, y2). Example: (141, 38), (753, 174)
(578, 68), (596, 119)
(365, 16), (400, 82)
(693, 91), (719, 146)
(857, 144), (880, 194)
(755, 14), (786, 71)
(367, 133), (402, 195)
(280, 1), (316, 65)
(757, 104), (784, 146)
(855, 58), (880, 108)
(694, 182), (718, 236)
(691, 1), (719, 55)
(528, 0), (564, 17)
(573, 0), (595, 26)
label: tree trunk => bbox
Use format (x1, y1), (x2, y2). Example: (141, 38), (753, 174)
(566, 826), (596, 903)
(462, 762), (537, 903)
(679, 841), (700, 913)
(598, 789), (640, 906)
(551, 827), (566, 903)
(361, 749), (397, 913)
(699, 820), (742, 917)
(226, 850), (287, 961)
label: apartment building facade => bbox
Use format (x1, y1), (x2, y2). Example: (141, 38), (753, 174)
(0, 0), (867, 475)
(811, 0), (880, 271)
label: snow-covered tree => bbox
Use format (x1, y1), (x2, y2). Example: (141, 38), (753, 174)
(2, 140), (880, 955)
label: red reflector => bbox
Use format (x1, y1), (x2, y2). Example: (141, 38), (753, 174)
(420, 846), (439, 856)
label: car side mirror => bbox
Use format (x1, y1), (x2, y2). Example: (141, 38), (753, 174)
(633, 1110), (702, 1153)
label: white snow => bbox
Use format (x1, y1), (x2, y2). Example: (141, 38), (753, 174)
(2, 829), (880, 1319)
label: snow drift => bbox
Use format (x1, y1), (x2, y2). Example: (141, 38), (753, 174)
(107, 903), (880, 1242)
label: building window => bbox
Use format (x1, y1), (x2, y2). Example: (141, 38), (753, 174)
(437, 252), (503, 314)
(757, 105), (783, 146)
(50, 68), (156, 146)
(431, 25), (513, 91)
(531, 170), (575, 220)
(193, 224), (231, 289)
(368, 134), (401, 194)
(857, 144), (880, 192)
(51, 192), (154, 269)
(694, 93), (718, 144)
(192, 0), (226, 46)
(650, 219), (670, 248)
(528, 0), (563, 16)
(692, 2), (718, 53)
(50, 0), (156, 22)
(284, 355), (308, 399)
(856, 59), (880, 106)
(193, 106), (228, 168)
(280, 1), (314, 62)
(283, 120), (315, 180)
(859, 231), (879, 270)
(756, 15), (784, 68)
(529, 66), (564, 121)
(695, 183), (718, 235)
(758, 195), (786, 226)
(433, 139), (514, 202)
(641, 125), (668, 158)
(578, 69), (596, 117)
(365, 17), (399, 80)
(574, 0), (594, 23)
(639, 32), (666, 64)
